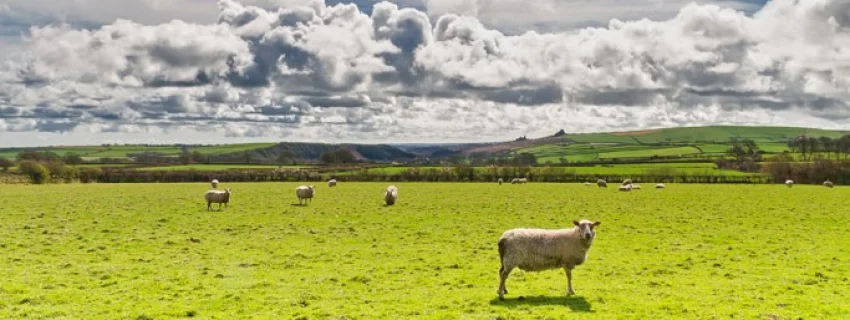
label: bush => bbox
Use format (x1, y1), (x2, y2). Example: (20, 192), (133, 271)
(79, 167), (103, 183)
(0, 157), (12, 172)
(17, 161), (50, 184)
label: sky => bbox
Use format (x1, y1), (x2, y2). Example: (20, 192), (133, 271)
(1, 0), (849, 147)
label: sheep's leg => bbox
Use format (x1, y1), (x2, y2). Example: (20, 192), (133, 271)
(498, 265), (513, 300)
(564, 267), (575, 295)
(207, 202), (211, 211)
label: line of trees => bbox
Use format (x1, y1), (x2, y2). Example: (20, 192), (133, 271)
(1, 151), (103, 184)
(69, 166), (771, 184)
(788, 134), (850, 160)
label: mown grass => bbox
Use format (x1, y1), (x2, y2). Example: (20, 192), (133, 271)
(1, 183), (848, 319)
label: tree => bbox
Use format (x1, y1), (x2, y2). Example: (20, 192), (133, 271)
(79, 167), (103, 183)
(62, 153), (83, 165)
(277, 151), (295, 167)
(191, 150), (207, 164)
(0, 157), (12, 172)
(178, 151), (192, 165)
(320, 149), (356, 164)
(18, 160), (50, 184)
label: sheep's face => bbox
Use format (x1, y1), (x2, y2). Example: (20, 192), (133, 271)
(573, 219), (600, 241)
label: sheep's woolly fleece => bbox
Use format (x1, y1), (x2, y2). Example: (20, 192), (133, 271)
(1, 0), (849, 146)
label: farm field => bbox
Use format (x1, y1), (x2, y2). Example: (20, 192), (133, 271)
(133, 164), (306, 171)
(0, 143), (275, 160)
(1, 183), (848, 319)
(337, 164), (761, 177)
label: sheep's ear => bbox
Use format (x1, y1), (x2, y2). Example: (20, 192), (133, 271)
(592, 221), (601, 227)
(573, 220), (579, 226)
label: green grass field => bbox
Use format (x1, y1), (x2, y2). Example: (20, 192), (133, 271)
(1, 183), (848, 319)
(0, 143), (275, 160)
(134, 164), (305, 171)
(340, 164), (760, 177)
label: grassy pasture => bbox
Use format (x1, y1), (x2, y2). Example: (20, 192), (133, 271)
(0, 143), (275, 160)
(336, 165), (759, 177)
(1, 183), (849, 319)
(133, 164), (304, 171)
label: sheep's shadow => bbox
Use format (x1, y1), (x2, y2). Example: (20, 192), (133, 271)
(290, 203), (309, 207)
(490, 295), (593, 312)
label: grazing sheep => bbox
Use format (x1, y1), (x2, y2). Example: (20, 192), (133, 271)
(296, 185), (316, 205)
(211, 179), (219, 189)
(621, 179), (632, 186)
(498, 178), (504, 185)
(205, 188), (231, 211)
(328, 179), (337, 187)
(631, 184), (641, 190)
(597, 179), (607, 188)
(385, 185), (398, 205)
(824, 180), (834, 188)
(655, 183), (666, 189)
(785, 179), (794, 188)
(497, 219), (601, 299)
(511, 178), (528, 184)
(584, 182), (591, 187)
(618, 184), (632, 192)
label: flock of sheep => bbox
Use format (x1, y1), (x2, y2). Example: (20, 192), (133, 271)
(200, 175), (837, 299)
(204, 178), (400, 210)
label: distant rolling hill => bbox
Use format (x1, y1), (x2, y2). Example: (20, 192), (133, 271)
(0, 126), (846, 164)
(467, 125), (849, 164)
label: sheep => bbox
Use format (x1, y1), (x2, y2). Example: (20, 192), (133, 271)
(296, 185), (315, 205)
(631, 184), (641, 190)
(511, 178), (528, 184)
(497, 219), (601, 300)
(785, 179), (794, 188)
(824, 180), (834, 188)
(328, 179), (337, 187)
(210, 179), (219, 189)
(518, 178), (528, 184)
(618, 184), (632, 192)
(205, 188), (231, 211)
(584, 182), (591, 187)
(498, 178), (504, 185)
(384, 185), (398, 205)
(621, 179), (632, 186)
(655, 183), (666, 189)
(597, 179), (607, 188)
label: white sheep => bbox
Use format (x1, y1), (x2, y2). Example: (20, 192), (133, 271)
(497, 219), (601, 299)
(621, 179), (632, 186)
(655, 183), (666, 189)
(618, 184), (632, 192)
(296, 185), (315, 205)
(498, 178), (504, 185)
(631, 184), (641, 190)
(385, 185), (398, 205)
(785, 179), (794, 188)
(328, 179), (337, 187)
(597, 179), (607, 188)
(211, 179), (219, 189)
(205, 188), (231, 211)
(824, 180), (834, 188)
(584, 182), (591, 187)
(511, 178), (528, 184)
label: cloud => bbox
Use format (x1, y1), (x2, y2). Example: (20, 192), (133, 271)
(423, 0), (764, 33)
(0, 0), (849, 146)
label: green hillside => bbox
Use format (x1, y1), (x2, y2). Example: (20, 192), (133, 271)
(512, 125), (848, 164)
(561, 126), (846, 144)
